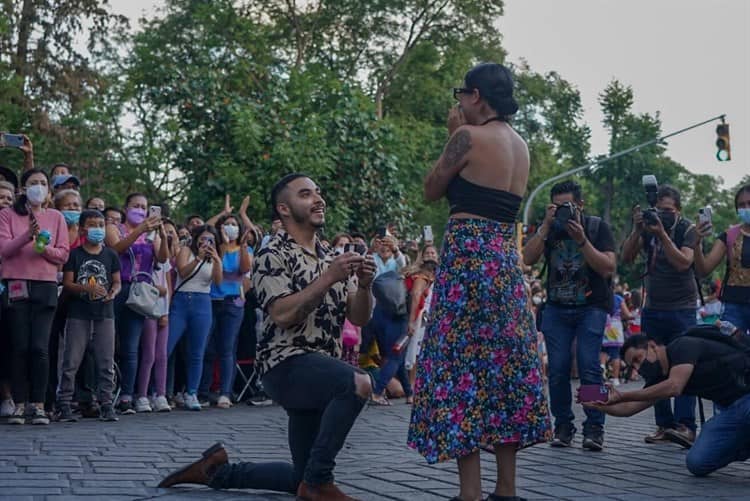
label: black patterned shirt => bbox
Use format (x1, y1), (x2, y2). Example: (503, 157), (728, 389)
(252, 229), (353, 374)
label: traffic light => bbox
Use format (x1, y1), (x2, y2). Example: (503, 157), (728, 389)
(716, 123), (731, 161)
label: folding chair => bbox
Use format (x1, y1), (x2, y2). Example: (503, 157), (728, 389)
(234, 358), (258, 402)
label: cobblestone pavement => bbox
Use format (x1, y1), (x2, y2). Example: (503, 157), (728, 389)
(1, 382), (749, 500)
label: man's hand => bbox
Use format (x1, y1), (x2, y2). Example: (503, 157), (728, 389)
(566, 219), (586, 246)
(632, 205), (645, 233)
(19, 135), (33, 154)
(644, 213), (665, 236)
(327, 252), (365, 283)
(355, 254), (376, 288)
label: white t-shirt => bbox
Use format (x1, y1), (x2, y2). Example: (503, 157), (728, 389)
(175, 254), (214, 294)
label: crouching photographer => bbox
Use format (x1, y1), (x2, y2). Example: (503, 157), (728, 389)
(581, 324), (750, 477)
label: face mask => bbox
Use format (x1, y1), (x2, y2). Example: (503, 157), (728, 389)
(86, 227), (106, 244)
(26, 184), (48, 205)
(532, 294), (543, 306)
(637, 358), (663, 383)
(658, 212), (676, 230)
(738, 208), (750, 225)
(126, 207), (146, 225)
(62, 210), (80, 226)
(223, 224), (239, 241)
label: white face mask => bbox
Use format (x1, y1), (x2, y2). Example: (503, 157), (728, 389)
(26, 184), (48, 205)
(223, 224), (239, 241)
(532, 295), (543, 306)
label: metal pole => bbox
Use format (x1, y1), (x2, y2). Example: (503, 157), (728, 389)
(522, 114), (726, 226)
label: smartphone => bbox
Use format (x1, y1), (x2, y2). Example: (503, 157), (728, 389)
(344, 243), (367, 255)
(423, 225), (433, 242)
(149, 205), (162, 219)
(698, 206), (712, 226)
(377, 226), (388, 238)
(579, 384), (609, 403)
(0, 133), (24, 148)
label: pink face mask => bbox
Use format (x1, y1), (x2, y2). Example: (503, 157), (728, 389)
(126, 207), (146, 225)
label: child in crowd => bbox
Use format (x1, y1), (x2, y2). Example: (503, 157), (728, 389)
(56, 210), (121, 422)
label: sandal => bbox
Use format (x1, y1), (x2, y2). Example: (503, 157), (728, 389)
(369, 395), (391, 406)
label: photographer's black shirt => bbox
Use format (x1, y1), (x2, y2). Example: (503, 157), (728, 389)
(645, 336), (750, 408)
(643, 219), (698, 310)
(545, 216), (615, 312)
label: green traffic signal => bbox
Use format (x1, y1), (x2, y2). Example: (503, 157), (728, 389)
(716, 123), (731, 161)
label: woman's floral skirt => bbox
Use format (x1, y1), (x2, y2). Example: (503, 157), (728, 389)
(408, 218), (551, 464)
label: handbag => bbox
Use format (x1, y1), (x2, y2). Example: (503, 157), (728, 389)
(125, 247), (161, 319)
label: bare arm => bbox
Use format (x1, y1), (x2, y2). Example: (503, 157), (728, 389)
(424, 127), (471, 202)
(656, 228), (695, 272)
(622, 205), (645, 264)
(522, 204), (556, 266)
(619, 364), (694, 403)
(175, 246), (201, 279)
(585, 400), (653, 417)
(693, 221), (726, 277)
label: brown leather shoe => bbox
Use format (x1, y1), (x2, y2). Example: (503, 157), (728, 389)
(158, 442), (228, 488)
(644, 427), (669, 444)
(296, 481), (359, 501)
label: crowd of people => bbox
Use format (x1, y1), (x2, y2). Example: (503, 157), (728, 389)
(2, 60), (750, 501)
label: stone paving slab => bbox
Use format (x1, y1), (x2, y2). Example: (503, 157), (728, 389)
(1, 382), (749, 500)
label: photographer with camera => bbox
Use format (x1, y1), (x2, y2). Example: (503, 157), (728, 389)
(622, 183), (698, 446)
(582, 325), (750, 477)
(523, 180), (616, 451)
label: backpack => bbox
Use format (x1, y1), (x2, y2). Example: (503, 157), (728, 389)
(371, 271), (408, 318)
(678, 324), (750, 414)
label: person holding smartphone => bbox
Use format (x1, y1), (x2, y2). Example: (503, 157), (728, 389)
(105, 192), (168, 414)
(694, 184), (750, 335)
(166, 225), (223, 411)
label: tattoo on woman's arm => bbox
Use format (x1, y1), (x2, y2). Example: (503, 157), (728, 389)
(440, 129), (471, 172)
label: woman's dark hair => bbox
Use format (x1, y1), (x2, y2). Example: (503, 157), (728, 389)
(331, 233), (352, 248)
(85, 196), (104, 208)
(464, 63), (519, 118)
(189, 225), (220, 256)
(734, 184), (750, 210)
(124, 192), (147, 208)
(13, 168), (49, 216)
(216, 213), (244, 245)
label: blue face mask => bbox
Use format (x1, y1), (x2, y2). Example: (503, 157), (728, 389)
(62, 210), (81, 226)
(86, 227), (106, 244)
(739, 208), (750, 225)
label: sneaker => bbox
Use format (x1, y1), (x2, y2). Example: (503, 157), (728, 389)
(99, 404), (119, 422)
(152, 395), (171, 413)
(116, 399), (136, 415)
(582, 426), (604, 451)
(216, 395), (232, 409)
(644, 426), (670, 444)
(174, 392), (185, 407)
(135, 396), (153, 413)
(79, 402), (101, 419)
(550, 422), (575, 447)
(7, 405), (26, 425)
(663, 425), (696, 449)
(183, 393), (202, 411)
(30, 406), (50, 425)
(56, 404), (78, 423)
(247, 392), (274, 406)
(0, 398), (15, 417)
(198, 396), (211, 408)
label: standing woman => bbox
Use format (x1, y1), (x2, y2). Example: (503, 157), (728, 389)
(199, 214), (252, 408)
(408, 64), (551, 501)
(105, 193), (168, 414)
(167, 225), (223, 410)
(0, 169), (70, 425)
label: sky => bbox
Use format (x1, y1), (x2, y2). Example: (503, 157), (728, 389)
(110, 0), (749, 188)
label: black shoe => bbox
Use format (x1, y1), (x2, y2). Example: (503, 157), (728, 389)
(582, 426), (604, 451)
(79, 402), (101, 419)
(99, 404), (119, 422)
(56, 404), (78, 423)
(486, 495), (527, 501)
(550, 422), (575, 447)
(116, 400), (136, 415)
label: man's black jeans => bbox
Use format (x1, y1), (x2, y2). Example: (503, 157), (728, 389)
(209, 352), (367, 492)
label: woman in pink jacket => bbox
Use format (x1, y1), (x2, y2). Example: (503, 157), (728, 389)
(0, 169), (69, 425)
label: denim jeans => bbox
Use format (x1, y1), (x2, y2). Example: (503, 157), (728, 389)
(114, 282), (147, 399)
(641, 307), (697, 431)
(199, 299), (245, 396)
(541, 304), (607, 431)
(686, 392), (750, 476)
(209, 352), (367, 491)
(721, 302), (750, 336)
(368, 305), (412, 396)
(167, 292), (213, 395)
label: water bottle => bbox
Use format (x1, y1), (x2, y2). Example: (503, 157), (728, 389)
(718, 320), (738, 337)
(392, 334), (410, 354)
(34, 230), (51, 253)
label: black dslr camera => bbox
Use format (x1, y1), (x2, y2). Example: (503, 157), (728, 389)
(641, 175), (659, 225)
(554, 201), (579, 228)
